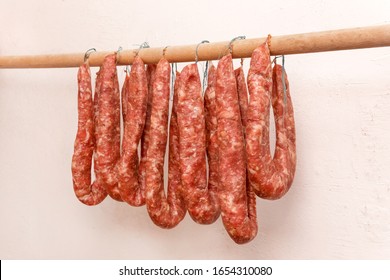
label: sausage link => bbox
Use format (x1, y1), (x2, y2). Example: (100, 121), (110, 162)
(234, 66), (249, 130)
(92, 61), (102, 188)
(95, 54), (122, 201)
(121, 70), (130, 129)
(235, 64), (258, 242)
(203, 64), (220, 215)
(246, 42), (296, 199)
(216, 54), (257, 244)
(117, 57), (148, 206)
(138, 64), (157, 194)
(177, 63), (220, 225)
(270, 64), (296, 195)
(71, 62), (107, 205)
(145, 59), (186, 228)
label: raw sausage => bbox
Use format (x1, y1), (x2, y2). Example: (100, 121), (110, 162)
(234, 66), (249, 130)
(216, 54), (257, 244)
(138, 64), (157, 194)
(168, 70), (186, 220)
(145, 59), (186, 228)
(95, 54), (122, 201)
(272, 64), (296, 187)
(117, 57), (148, 206)
(177, 63), (220, 225)
(236, 63), (258, 244)
(203, 64), (220, 216)
(246, 41), (296, 199)
(71, 62), (107, 205)
(121, 69), (130, 128)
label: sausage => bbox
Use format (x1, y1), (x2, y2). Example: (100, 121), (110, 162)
(117, 57), (148, 206)
(71, 62), (107, 205)
(236, 63), (258, 244)
(176, 63), (220, 225)
(203, 64), (220, 215)
(94, 54), (122, 201)
(167, 70), (186, 220)
(121, 69), (130, 128)
(246, 42), (296, 199)
(272, 64), (296, 186)
(138, 64), (157, 195)
(145, 59), (186, 228)
(270, 63), (296, 195)
(215, 53), (257, 244)
(92, 60), (102, 192)
(234, 66), (249, 130)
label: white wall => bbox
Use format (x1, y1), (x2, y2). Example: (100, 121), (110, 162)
(1, 0), (390, 259)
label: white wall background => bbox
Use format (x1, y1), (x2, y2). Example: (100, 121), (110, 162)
(1, 0), (390, 259)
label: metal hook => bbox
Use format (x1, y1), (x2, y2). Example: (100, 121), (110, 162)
(195, 40), (210, 64)
(84, 48), (96, 63)
(202, 60), (209, 96)
(163, 46), (169, 58)
(170, 62), (177, 101)
(228, 35), (246, 54)
(272, 55), (283, 64)
(281, 55), (287, 105)
(135, 42), (150, 57)
(116, 46), (123, 63)
(139, 42), (150, 52)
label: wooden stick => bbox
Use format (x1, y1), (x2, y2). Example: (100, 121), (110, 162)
(1, 24), (390, 68)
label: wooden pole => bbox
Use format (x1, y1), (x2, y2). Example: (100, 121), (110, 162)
(1, 24), (390, 68)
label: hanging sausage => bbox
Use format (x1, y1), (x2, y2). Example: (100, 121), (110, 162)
(121, 68), (130, 129)
(215, 53), (258, 244)
(176, 63), (220, 225)
(236, 61), (258, 244)
(117, 56), (148, 206)
(94, 54), (122, 201)
(138, 64), (157, 197)
(204, 64), (220, 216)
(271, 62), (297, 194)
(71, 61), (107, 205)
(246, 41), (297, 199)
(144, 58), (186, 228)
(234, 64), (249, 132)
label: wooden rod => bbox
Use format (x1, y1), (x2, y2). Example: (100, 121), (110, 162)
(1, 24), (390, 69)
